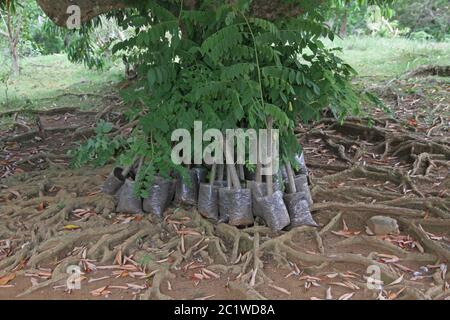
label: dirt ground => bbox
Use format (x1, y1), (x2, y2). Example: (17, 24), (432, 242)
(0, 71), (449, 300)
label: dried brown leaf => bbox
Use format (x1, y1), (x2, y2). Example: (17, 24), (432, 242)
(338, 292), (355, 300)
(268, 283), (291, 295)
(386, 274), (404, 287)
(0, 273), (16, 286)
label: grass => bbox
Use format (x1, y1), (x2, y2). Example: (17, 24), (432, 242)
(0, 54), (123, 111)
(333, 36), (450, 79)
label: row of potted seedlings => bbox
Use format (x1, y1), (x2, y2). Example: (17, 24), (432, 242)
(102, 152), (317, 231)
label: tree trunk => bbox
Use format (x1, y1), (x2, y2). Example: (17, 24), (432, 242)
(266, 117), (273, 197)
(10, 41), (19, 75)
(36, 0), (129, 27)
(35, 0), (307, 27)
(339, 10), (348, 38)
(3, 10), (21, 75)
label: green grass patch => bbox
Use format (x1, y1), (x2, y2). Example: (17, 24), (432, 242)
(0, 54), (123, 111)
(333, 36), (450, 79)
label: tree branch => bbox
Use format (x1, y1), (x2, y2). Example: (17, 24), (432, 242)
(35, 0), (308, 27)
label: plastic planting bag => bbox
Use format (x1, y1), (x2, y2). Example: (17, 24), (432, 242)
(168, 179), (176, 205)
(116, 179), (143, 214)
(256, 190), (290, 231)
(248, 181), (283, 216)
(284, 192), (318, 227)
(102, 167), (125, 195)
(175, 169), (199, 205)
(295, 152), (308, 175)
(281, 153), (308, 181)
(197, 183), (220, 221)
(214, 180), (227, 188)
(197, 161), (227, 221)
(192, 167), (208, 185)
(218, 187), (253, 226)
(142, 178), (174, 218)
(294, 174), (313, 207)
(248, 181), (265, 218)
(243, 167), (256, 181)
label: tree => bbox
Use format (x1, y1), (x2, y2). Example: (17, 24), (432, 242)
(3, 0), (378, 195)
(34, 0), (313, 27)
(394, 0), (450, 41)
(0, 0), (48, 74)
(0, 0), (21, 74)
(61, 0), (366, 193)
(327, 0), (395, 37)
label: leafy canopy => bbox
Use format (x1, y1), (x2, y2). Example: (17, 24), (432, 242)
(70, 0), (366, 192)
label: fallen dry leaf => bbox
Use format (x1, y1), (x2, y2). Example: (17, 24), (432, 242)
(330, 281), (355, 290)
(114, 249), (123, 266)
(325, 273), (339, 279)
(36, 201), (48, 211)
(90, 286), (111, 297)
(338, 292), (355, 300)
(30, 277), (39, 287)
(342, 219), (349, 232)
(195, 295), (215, 300)
(249, 268), (257, 287)
(386, 274), (404, 287)
(88, 276), (110, 283)
(365, 226), (375, 235)
(343, 280), (360, 290)
(202, 268), (220, 279)
(326, 287), (333, 300)
(126, 283), (146, 290)
(268, 283), (291, 295)
(177, 230), (202, 236)
(299, 275), (321, 282)
(388, 287), (406, 300)
(377, 253), (400, 264)
(109, 285), (128, 290)
(331, 230), (361, 238)
(201, 270), (211, 280)
(62, 224), (81, 231)
(192, 273), (204, 281)
(0, 273), (16, 286)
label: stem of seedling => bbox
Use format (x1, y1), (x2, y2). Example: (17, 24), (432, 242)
(285, 161), (297, 194)
(209, 163), (217, 186)
(266, 117), (274, 197)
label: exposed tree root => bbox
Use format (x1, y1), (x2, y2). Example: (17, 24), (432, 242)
(312, 202), (425, 218)
(0, 106), (97, 119)
(398, 218), (450, 262)
(336, 236), (436, 263)
(402, 65), (450, 78)
(1, 112), (449, 300)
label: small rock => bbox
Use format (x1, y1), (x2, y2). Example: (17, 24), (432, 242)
(367, 216), (399, 235)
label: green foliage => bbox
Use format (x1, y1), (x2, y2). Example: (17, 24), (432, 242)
(75, 0), (364, 192)
(0, 1), (65, 57)
(0, 68), (11, 105)
(69, 120), (123, 167)
(329, 1), (397, 36)
(30, 18), (65, 55)
(393, 0), (450, 41)
(327, 0), (449, 40)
